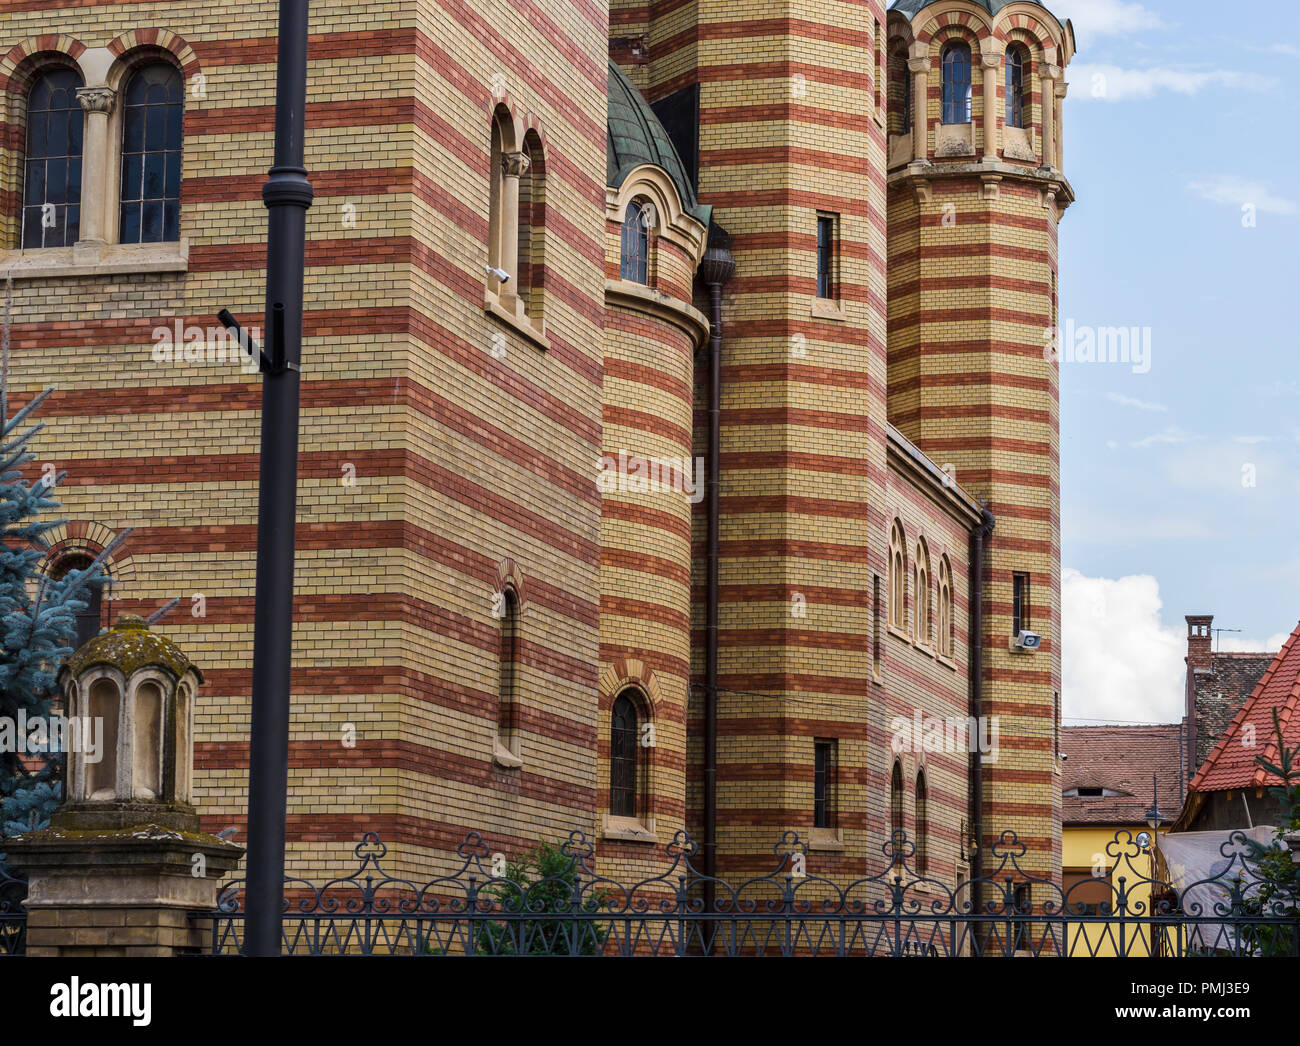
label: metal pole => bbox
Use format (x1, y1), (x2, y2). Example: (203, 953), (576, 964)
(243, 0), (314, 957)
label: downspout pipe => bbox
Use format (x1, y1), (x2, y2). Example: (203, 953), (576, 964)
(698, 224), (734, 891)
(969, 505), (994, 897)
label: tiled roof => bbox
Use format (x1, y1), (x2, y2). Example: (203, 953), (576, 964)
(1060, 725), (1184, 825)
(889, 0), (1047, 17)
(1189, 621), (1300, 793)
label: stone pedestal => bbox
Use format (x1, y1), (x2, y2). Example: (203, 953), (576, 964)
(7, 825), (243, 957)
(6, 616), (244, 955)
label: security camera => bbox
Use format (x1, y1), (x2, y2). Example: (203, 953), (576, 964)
(1059, 753), (1068, 761)
(485, 264), (511, 283)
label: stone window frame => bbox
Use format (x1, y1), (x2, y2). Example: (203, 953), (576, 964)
(887, 518), (908, 638)
(598, 662), (661, 844)
(937, 553), (956, 664)
(485, 101), (549, 350)
(492, 582), (524, 769)
(0, 39), (191, 280)
(912, 536), (933, 652)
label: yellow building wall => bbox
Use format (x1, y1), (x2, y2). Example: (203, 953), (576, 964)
(1062, 824), (1168, 957)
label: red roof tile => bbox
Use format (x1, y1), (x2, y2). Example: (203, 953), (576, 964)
(1188, 621), (1300, 793)
(1060, 725), (1184, 825)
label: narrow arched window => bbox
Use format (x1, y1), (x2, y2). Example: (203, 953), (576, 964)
(51, 553), (103, 650)
(915, 542), (930, 644)
(889, 762), (904, 849)
(610, 693), (638, 817)
(498, 588), (520, 741)
(889, 46), (911, 135)
(120, 64), (183, 244)
(938, 555), (954, 657)
(889, 521), (906, 629)
(22, 68), (84, 248)
(916, 771), (929, 874)
(620, 199), (649, 284)
(1005, 45), (1029, 129)
(941, 42), (972, 125)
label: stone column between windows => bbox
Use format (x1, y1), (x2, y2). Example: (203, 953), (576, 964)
(908, 55), (930, 162)
(499, 150), (530, 300)
(980, 52), (1000, 162)
(1054, 79), (1068, 171)
(1040, 64), (1060, 170)
(74, 85), (116, 247)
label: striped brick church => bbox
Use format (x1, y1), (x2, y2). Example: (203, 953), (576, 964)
(1, 0), (1073, 895)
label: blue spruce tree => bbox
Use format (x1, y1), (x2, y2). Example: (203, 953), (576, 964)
(0, 279), (109, 873)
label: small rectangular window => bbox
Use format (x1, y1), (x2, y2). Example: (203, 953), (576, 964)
(816, 213), (837, 300)
(813, 739), (835, 829)
(873, 20), (883, 113)
(872, 574), (883, 678)
(1012, 572), (1030, 635)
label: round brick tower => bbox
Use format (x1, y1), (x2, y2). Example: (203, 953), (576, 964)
(885, 0), (1075, 887)
(598, 63), (710, 879)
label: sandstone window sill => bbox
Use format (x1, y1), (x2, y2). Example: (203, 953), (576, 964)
(492, 737), (523, 770)
(601, 814), (656, 844)
(807, 827), (844, 852)
(485, 290), (550, 352)
(811, 297), (846, 321)
(936, 652), (958, 672)
(887, 623), (911, 645)
(0, 239), (189, 280)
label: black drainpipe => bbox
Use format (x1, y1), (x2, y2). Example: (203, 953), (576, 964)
(698, 223), (734, 893)
(970, 505), (994, 897)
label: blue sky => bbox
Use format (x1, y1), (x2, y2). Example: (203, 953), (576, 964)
(1051, 0), (1298, 722)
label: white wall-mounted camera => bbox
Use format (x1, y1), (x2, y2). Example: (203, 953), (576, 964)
(485, 264), (511, 283)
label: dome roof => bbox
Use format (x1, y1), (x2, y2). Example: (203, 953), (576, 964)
(889, 0), (1049, 17)
(61, 615), (202, 682)
(607, 62), (711, 226)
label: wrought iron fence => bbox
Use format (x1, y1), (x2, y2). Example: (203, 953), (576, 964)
(192, 826), (1300, 957)
(0, 862), (26, 957)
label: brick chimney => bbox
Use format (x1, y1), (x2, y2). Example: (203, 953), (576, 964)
(1186, 615), (1213, 672)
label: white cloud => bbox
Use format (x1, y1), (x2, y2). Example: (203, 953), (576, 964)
(1266, 43), (1300, 57)
(1049, 0), (1164, 43)
(1187, 174), (1298, 216)
(1071, 64), (1275, 102)
(1233, 434), (1272, 445)
(1218, 633), (1288, 653)
(1107, 392), (1167, 412)
(1062, 568), (1186, 723)
(1132, 425), (1199, 448)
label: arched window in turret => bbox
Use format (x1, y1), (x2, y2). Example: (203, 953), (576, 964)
(941, 41), (972, 125)
(620, 199), (649, 284)
(1005, 44), (1030, 129)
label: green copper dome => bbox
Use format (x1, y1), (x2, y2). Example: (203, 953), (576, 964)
(607, 62), (711, 226)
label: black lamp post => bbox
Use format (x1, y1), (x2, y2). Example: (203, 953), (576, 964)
(1143, 772), (1165, 864)
(218, 0), (314, 957)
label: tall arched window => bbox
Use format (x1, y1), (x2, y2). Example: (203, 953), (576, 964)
(610, 692), (639, 817)
(938, 555), (954, 657)
(888, 521), (906, 629)
(51, 553), (103, 650)
(22, 68), (85, 248)
(915, 541), (930, 645)
(498, 588), (520, 746)
(889, 761), (904, 850)
(941, 42), (972, 125)
(915, 771), (929, 874)
(620, 199), (649, 284)
(120, 64), (183, 244)
(1005, 45), (1029, 129)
